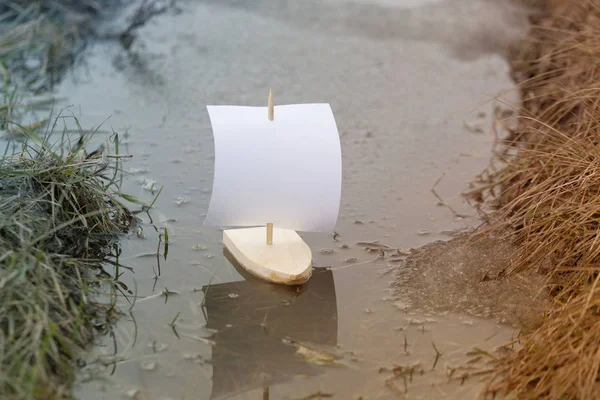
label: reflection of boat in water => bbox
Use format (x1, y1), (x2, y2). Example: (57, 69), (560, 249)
(202, 252), (338, 399)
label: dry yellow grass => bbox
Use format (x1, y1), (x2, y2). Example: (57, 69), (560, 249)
(465, 0), (600, 398)
(485, 282), (600, 399)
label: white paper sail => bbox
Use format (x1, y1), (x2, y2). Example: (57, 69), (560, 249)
(204, 103), (342, 232)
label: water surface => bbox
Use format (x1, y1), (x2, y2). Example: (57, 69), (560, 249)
(45, 0), (532, 398)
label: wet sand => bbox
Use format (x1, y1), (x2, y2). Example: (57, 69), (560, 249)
(43, 0), (537, 398)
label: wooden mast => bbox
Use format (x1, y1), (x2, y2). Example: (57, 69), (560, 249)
(267, 89), (274, 245)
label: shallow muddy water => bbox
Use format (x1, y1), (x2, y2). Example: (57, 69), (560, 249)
(41, 0), (533, 398)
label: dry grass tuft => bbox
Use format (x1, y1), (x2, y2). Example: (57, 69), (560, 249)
(465, 0), (600, 398)
(473, 123), (600, 284)
(486, 281), (600, 399)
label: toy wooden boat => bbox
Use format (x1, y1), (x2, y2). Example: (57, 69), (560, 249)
(204, 90), (342, 285)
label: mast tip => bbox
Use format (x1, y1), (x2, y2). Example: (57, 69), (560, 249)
(268, 89), (274, 121)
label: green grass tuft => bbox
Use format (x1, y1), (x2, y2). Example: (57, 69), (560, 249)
(0, 118), (137, 399)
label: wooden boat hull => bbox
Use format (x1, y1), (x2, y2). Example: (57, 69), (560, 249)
(223, 227), (312, 285)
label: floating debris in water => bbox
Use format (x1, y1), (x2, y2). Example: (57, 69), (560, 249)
(357, 240), (390, 249)
(353, 220), (364, 225)
(340, 244), (350, 249)
(364, 308), (373, 314)
(125, 389), (142, 398)
(228, 293), (239, 299)
(186, 335), (217, 346)
(282, 337), (344, 366)
(128, 167), (149, 175)
(388, 256), (405, 263)
(174, 195), (190, 206)
(148, 342), (168, 352)
(345, 257), (358, 263)
(417, 229), (431, 236)
(406, 317), (425, 326)
(193, 245), (207, 251)
(182, 352), (202, 361)
(136, 226), (145, 239)
(294, 391), (334, 399)
(462, 120), (484, 133)
(205, 254), (213, 259)
(320, 248), (335, 255)
(141, 178), (157, 190)
(141, 361), (157, 371)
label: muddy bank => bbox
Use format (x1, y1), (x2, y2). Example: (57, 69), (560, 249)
(392, 233), (549, 328)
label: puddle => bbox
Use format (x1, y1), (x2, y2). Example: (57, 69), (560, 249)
(31, 0), (534, 398)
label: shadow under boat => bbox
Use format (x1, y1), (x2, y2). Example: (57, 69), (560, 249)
(200, 249), (338, 399)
